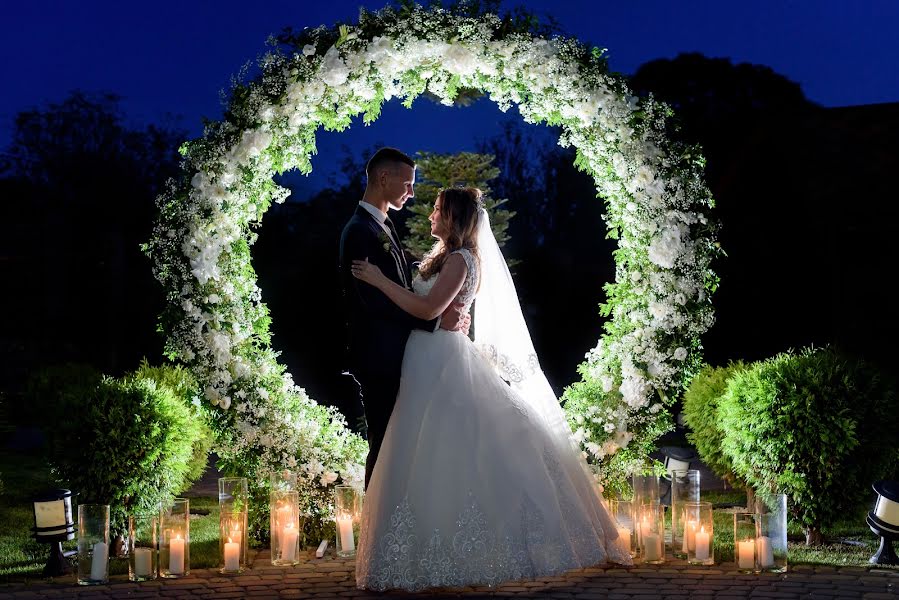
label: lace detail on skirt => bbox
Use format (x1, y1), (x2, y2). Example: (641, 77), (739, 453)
(359, 488), (608, 592)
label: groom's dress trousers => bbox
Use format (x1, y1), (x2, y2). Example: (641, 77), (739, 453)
(339, 204), (436, 489)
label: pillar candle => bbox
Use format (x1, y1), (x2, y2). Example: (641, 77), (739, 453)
(134, 547), (153, 577)
(224, 537), (240, 571)
(90, 541), (108, 581)
(643, 532), (661, 561)
(337, 515), (355, 552)
(756, 535), (774, 568)
(169, 534), (185, 574)
(737, 539), (755, 569)
(683, 520), (697, 552)
(280, 523), (298, 561)
(694, 526), (710, 560)
(616, 526), (631, 553)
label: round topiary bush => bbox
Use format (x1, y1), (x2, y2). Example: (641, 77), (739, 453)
(681, 361), (747, 489)
(40, 375), (207, 542)
(718, 346), (899, 545)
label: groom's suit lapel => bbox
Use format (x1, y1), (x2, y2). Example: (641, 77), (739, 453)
(355, 205), (410, 289)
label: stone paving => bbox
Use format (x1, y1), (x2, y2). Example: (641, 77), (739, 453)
(1, 548), (897, 599)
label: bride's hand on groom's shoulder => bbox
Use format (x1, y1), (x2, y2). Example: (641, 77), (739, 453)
(439, 303), (471, 335)
(351, 258), (385, 288)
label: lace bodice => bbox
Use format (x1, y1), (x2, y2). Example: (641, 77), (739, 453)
(412, 248), (479, 310)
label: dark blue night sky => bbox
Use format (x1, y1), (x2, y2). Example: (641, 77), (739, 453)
(3, 0), (896, 194)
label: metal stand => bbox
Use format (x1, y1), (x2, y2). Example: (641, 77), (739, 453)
(866, 512), (899, 566)
(43, 541), (74, 577)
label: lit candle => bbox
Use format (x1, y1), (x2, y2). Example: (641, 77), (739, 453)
(169, 534), (185, 574)
(639, 516), (650, 544)
(280, 522), (298, 561)
(682, 519), (697, 552)
(224, 537), (240, 571)
(643, 532), (661, 561)
(90, 541), (108, 581)
(694, 525), (710, 560)
(134, 547), (153, 577)
(737, 539), (755, 569)
(337, 515), (355, 552)
(756, 535), (774, 568)
(616, 526), (631, 553)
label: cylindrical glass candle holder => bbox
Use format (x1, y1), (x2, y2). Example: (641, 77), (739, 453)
(638, 503), (666, 564)
(77, 504), (110, 585)
(754, 493), (788, 573)
(219, 510), (248, 573)
(733, 512), (758, 572)
(128, 514), (157, 581)
(218, 477), (249, 513)
(683, 501), (714, 565)
(271, 470), (297, 493)
(334, 485), (361, 557)
(160, 498), (190, 578)
(631, 473), (660, 507)
(271, 490), (301, 566)
(609, 499), (637, 558)
(670, 469), (700, 557)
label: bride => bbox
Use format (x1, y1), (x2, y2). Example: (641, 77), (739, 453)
(350, 187), (631, 591)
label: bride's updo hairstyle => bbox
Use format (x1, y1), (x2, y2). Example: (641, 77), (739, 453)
(418, 187), (482, 280)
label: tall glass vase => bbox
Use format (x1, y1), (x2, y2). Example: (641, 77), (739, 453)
(671, 469), (700, 557)
(160, 498), (190, 578)
(754, 493), (788, 573)
(77, 504), (110, 585)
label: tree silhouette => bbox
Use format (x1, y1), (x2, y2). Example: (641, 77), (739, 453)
(0, 91), (185, 388)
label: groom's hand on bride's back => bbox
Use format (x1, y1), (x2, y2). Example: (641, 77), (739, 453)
(439, 303), (471, 335)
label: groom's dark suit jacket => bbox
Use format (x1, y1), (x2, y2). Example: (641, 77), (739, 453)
(339, 204), (436, 384)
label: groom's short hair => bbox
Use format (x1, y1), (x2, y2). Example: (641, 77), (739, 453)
(366, 147), (415, 179)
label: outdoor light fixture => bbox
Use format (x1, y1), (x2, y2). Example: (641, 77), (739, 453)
(31, 489), (77, 577)
(867, 480), (899, 566)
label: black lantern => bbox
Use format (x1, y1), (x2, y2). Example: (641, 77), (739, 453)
(867, 480), (899, 566)
(31, 489), (77, 577)
(659, 446), (697, 505)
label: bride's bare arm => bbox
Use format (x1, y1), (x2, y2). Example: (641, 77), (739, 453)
(351, 253), (467, 320)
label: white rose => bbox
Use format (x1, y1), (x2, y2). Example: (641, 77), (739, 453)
(303, 44), (316, 56)
(673, 347), (688, 361)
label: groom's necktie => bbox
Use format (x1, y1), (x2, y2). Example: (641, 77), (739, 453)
(384, 216), (409, 288)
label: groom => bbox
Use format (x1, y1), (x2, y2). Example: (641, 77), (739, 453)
(339, 147), (468, 489)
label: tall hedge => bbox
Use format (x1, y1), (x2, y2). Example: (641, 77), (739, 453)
(681, 361), (746, 488)
(718, 346), (899, 544)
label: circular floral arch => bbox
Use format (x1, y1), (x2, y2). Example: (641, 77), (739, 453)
(147, 4), (719, 524)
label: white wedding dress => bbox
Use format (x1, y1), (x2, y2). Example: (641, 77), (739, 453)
(356, 245), (631, 592)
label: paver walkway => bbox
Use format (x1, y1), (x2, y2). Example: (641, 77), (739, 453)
(1, 549), (897, 599)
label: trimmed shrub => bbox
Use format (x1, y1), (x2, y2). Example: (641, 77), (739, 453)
(719, 346), (899, 544)
(33, 373), (206, 538)
(681, 362), (747, 488)
(128, 360), (213, 486)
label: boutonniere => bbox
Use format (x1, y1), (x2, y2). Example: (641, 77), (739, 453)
(377, 230), (393, 254)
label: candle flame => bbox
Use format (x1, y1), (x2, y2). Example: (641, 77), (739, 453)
(227, 536), (233, 544)
(176, 533), (182, 541)
(700, 525), (705, 533)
